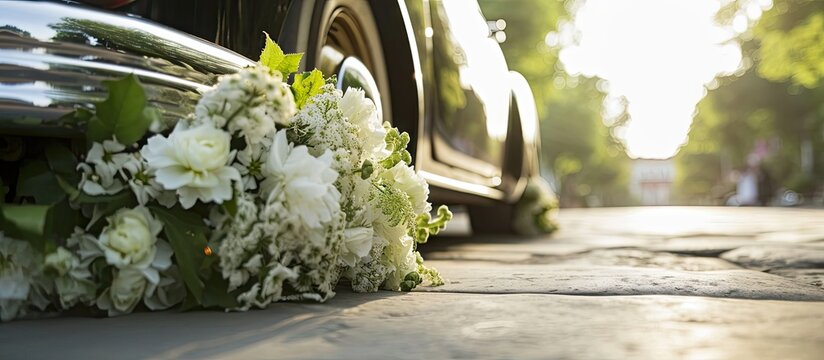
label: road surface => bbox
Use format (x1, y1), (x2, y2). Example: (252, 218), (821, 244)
(2, 207), (824, 359)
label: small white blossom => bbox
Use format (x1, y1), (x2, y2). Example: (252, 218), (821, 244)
(122, 153), (175, 206)
(142, 122), (240, 209)
(195, 66), (295, 144)
(232, 142), (267, 191)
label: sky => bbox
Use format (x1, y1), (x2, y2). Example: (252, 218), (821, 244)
(555, 0), (772, 159)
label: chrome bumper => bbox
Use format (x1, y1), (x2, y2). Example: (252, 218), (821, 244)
(0, 1), (256, 138)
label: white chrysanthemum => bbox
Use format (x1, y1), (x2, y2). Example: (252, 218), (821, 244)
(0, 233), (49, 321)
(380, 162), (432, 215)
(195, 66), (295, 144)
(97, 207), (172, 285)
(142, 122), (240, 209)
(260, 130), (341, 229)
(339, 88), (387, 159)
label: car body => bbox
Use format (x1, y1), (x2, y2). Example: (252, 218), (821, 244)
(0, 0), (543, 231)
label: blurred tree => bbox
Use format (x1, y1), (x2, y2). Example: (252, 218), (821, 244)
(676, 0), (824, 204)
(478, 0), (632, 206)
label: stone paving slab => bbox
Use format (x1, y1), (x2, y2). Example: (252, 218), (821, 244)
(720, 244), (824, 270)
(2, 292), (823, 360)
(418, 261), (824, 301)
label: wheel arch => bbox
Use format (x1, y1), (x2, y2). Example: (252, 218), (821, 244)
(277, 0), (423, 162)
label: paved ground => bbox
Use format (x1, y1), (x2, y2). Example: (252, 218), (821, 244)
(2, 207), (824, 359)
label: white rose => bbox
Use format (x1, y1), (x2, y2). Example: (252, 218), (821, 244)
(98, 207), (161, 269)
(98, 268), (147, 316)
(341, 227), (374, 267)
(339, 88), (387, 159)
(142, 122), (240, 209)
(260, 130), (341, 228)
(380, 162), (432, 215)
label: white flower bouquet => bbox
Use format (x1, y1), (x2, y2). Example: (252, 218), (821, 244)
(0, 36), (449, 320)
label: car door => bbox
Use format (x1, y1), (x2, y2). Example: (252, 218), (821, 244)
(429, 0), (511, 180)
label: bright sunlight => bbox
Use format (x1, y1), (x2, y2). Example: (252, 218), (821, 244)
(557, 0), (772, 159)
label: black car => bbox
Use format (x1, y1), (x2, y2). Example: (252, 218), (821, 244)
(0, 0), (550, 233)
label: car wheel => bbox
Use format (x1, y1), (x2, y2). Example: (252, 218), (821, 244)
(298, 0), (392, 124)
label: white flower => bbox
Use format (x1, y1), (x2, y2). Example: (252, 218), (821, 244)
(87, 138), (131, 172)
(142, 122), (240, 209)
(77, 162), (123, 196)
(381, 235), (418, 291)
(121, 153), (175, 207)
(97, 207), (173, 285)
(97, 268), (147, 316)
(144, 266), (185, 311)
(339, 88), (387, 158)
(260, 130), (341, 228)
(195, 66), (295, 144)
(341, 227), (374, 267)
(380, 162), (432, 215)
(232, 142), (267, 191)
(45, 247), (96, 309)
(0, 234), (48, 321)
(287, 85), (362, 167)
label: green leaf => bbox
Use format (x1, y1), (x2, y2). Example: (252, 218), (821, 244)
(17, 160), (65, 205)
(201, 273), (238, 309)
(0, 203), (50, 250)
(259, 32), (285, 71)
(46, 199), (81, 240)
(89, 74), (152, 145)
(150, 206), (209, 304)
(45, 143), (79, 183)
(259, 32), (303, 78)
(86, 191), (136, 229)
(279, 53), (303, 77)
(292, 69), (325, 109)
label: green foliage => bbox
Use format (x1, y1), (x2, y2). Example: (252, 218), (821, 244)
(379, 127), (412, 169)
(675, 0), (824, 202)
(412, 205), (453, 244)
(87, 74), (153, 145)
(375, 185), (414, 228)
(150, 206), (210, 305)
(479, 0), (631, 207)
(291, 69), (325, 109)
(399, 271), (422, 292)
(259, 32), (303, 78)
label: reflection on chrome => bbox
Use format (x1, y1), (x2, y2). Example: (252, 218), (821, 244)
(0, 1), (253, 137)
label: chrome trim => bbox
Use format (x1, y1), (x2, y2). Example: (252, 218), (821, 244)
(420, 170), (504, 200)
(335, 56), (383, 122)
(0, 1), (255, 137)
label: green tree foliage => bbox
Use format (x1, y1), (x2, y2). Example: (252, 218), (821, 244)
(478, 0), (631, 206)
(676, 0), (824, 203)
